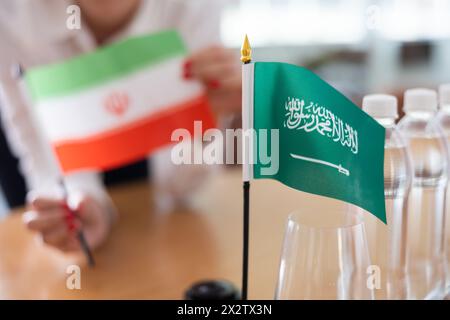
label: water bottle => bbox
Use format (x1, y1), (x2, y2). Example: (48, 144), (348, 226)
(398, 88), (447, 300)
(362, 94), (412, 299)
(436, 83), (450, 297)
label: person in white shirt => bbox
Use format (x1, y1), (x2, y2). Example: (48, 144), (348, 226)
(0, 0), (241, 252)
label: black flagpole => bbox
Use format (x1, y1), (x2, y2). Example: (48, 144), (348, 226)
(241, 35), (252, 300)
(242, 180), (250, 300)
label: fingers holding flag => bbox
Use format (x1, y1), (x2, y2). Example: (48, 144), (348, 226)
(23, 195), (80, 251)
(183, 45), (242, 115)
(22, 192), (112, 252)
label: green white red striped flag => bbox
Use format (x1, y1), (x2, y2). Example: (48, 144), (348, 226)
(25, 30), (215, 173)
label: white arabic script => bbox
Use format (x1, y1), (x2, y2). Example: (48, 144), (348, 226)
(283, 97), (358, 154)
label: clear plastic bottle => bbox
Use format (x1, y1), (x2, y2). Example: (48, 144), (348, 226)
(398, 88), (447, 299)
(436, 83), (450, 297)
(362, 94), (412, 299)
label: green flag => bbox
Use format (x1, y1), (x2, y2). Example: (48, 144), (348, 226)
(242, 62), (386, 222)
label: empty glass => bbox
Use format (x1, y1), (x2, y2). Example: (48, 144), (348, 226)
(275, 209), (374, 300)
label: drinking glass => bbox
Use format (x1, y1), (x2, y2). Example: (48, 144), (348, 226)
(275, 209), (374, 300)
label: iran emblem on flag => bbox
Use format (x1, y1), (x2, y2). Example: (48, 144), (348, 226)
(103, 91), (130, 117)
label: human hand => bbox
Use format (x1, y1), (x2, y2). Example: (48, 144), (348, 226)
(23, 193), (114, 252)
(183, 45), (241, 116)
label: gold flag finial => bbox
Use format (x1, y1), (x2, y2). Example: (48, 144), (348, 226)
(240, 34), (252, 64)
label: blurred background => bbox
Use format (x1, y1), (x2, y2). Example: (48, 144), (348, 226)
(1, 0), (450, 217)
(221, 0), (450, 102)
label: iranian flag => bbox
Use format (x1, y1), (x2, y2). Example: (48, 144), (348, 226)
(242, 62), (386, 222)
(25, 30), (215, 173)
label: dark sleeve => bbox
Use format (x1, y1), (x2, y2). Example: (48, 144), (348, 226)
(0, 113), (26, 208)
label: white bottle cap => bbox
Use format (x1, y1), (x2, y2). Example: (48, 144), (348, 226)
(403, 88), (437, 112)
(362, 94), (398, 119)
(439, 83), (450, 108)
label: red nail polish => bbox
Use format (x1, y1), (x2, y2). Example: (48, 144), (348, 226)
(208, 79), (221, 89)
(183, 59), (192, 71)
(65, 210), (74, 221)
(68, 222), (76, 232)
(183, 60), (193, 79)
(183, 69), (192, 79)
(65, 213), (76, 231)
(63, 202), (81, 218)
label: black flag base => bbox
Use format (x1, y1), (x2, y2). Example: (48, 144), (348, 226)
(184, 280), (240, 300)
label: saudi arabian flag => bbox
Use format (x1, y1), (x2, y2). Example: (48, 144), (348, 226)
(242, 62), (386, 222)
(25, 30), (215, 173)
